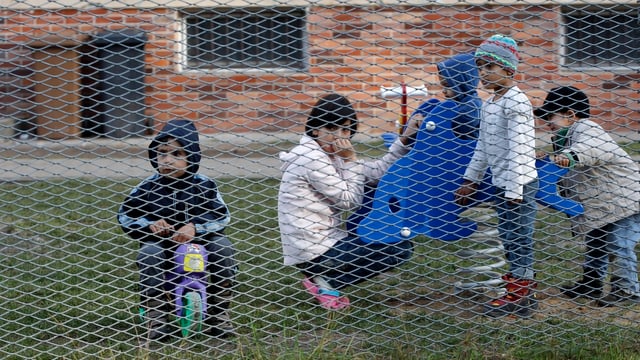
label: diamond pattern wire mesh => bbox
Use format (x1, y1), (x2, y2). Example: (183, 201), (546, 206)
(1, 1), (640, 359)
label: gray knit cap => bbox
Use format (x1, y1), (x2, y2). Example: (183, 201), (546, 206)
(474, 34), (520, 73)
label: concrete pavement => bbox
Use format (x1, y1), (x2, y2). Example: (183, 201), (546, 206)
(1, 130), (639, 181)
(2, 154), (285, 181)
(0, 131), (303, 181)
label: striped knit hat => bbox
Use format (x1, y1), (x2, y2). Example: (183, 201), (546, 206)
(474, 34), (520, 73)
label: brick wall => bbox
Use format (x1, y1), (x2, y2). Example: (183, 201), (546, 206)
(1, 4), (638, 139)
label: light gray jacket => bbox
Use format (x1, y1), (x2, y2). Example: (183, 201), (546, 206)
(557, 119), (640, 234)
(464, 86), (538, 199)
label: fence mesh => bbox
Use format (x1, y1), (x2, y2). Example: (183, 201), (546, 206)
(1, 1), (640, 359)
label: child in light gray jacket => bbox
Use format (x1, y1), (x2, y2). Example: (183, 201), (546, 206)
(535, 86), (640, 306)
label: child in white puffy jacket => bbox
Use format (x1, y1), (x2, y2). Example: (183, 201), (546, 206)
(277, 93), (419, 310)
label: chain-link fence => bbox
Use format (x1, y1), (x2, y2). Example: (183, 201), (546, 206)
(1, 1), (640, 359)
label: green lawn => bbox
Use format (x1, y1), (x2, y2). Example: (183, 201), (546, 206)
(0, 178), (639, 359)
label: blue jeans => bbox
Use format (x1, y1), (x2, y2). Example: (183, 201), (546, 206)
(296, 236), (413, 290)
(136, 235), (236, 314)
(494, 179), (538, 280)
(585, 213), (640, 295)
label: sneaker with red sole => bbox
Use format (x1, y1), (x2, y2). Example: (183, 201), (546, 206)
(484, 273), (538, 318)
(302, 277), (350, 310)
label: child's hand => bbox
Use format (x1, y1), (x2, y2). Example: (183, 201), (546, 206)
(172, 223), (196, 243)
(332, 138), (357, 162)
(454, 180), (478, 206)
(407, 115), (423, 133)
(535, 150), (548, 159)
(400, 115), (423, 145)
(150, 219), (174, 237)
(553, 154), (571, 168)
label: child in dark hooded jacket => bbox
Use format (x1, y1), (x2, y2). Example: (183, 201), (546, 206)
(408, 52), (481, 141)
(118, 119), (236, 341)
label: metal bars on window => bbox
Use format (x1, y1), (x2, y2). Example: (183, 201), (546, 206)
(183, 7), (306, 70)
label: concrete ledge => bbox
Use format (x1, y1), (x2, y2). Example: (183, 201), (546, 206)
(1, 130), (638, 160)
(0, 131), (388, 159)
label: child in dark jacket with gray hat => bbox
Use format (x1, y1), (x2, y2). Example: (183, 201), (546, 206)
(535, 86), (640, 307)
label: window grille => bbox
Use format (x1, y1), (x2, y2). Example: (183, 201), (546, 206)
(563, 5), (640, 68)
(182, 7), (306, 71)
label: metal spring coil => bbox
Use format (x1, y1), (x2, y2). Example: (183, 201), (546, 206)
(453, 206), (506, 296)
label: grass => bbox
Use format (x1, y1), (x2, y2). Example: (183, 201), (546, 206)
(0, 177), (640, 359)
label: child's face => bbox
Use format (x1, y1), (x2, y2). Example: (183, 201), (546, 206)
(476, 59), (513, 91)
(156, 139), (189, 179)
(313, 123), (353, 154)
(439, 76), (456, 99)
(547, 111), (575, 131)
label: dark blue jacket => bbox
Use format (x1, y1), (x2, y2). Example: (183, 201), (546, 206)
(117, 119), (230, 248)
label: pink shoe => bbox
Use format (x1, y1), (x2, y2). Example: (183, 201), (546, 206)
(301, 277), (350, 310)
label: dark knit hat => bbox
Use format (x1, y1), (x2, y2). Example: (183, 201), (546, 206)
(534, 86), (591, 121)
(475, 34), (520, 73)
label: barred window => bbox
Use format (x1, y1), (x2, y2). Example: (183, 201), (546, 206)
(563, 5), (640, 68)
(182, 8), (307, 71)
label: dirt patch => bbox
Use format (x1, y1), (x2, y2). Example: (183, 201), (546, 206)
(384, 285), (640, 326)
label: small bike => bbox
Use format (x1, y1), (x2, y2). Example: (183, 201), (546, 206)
(138, 243), (208, 338)
(171, 243), (208, 337)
